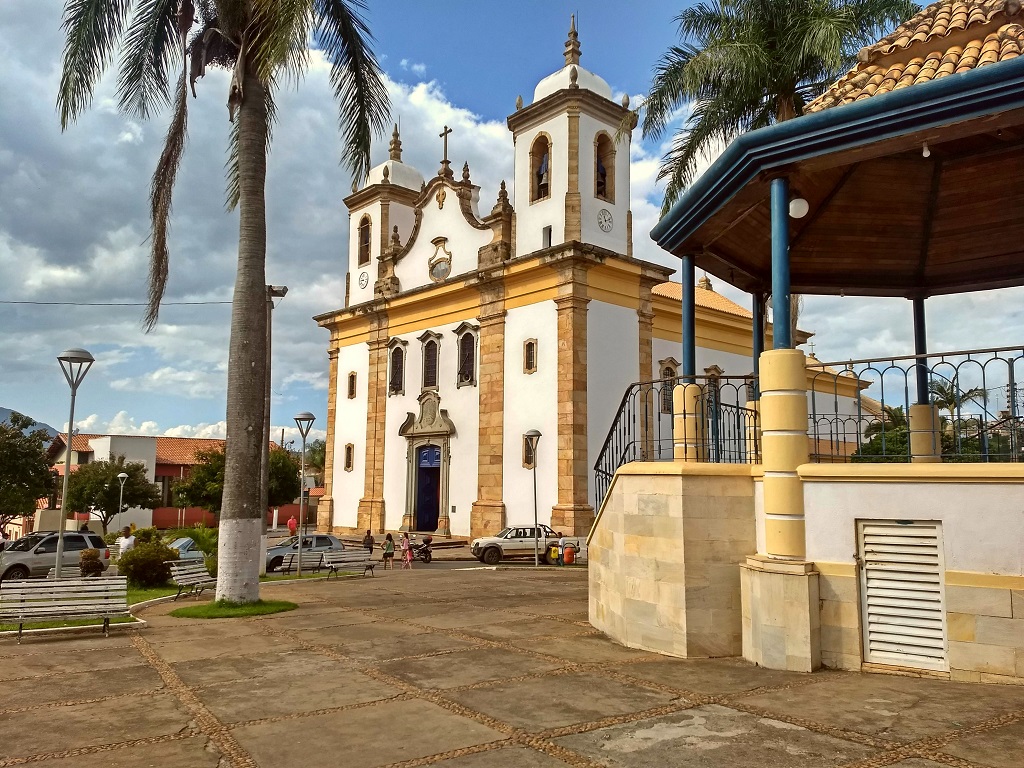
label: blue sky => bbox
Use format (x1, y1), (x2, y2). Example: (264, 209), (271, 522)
(2, 0), (1023, 443)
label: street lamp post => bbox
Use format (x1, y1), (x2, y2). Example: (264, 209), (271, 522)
(525, 429), (542, 567)
(116, 472), (128, 529)
(56, 348), (94, 578)
(293, 412), (316, 577)
(260, 285), (288, 576)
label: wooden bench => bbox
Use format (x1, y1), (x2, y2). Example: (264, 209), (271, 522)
(322, 550), (375, 579)
(279, 551), (323, 576)
(167, 560), (217, 600)
(0, 577), (129, 643)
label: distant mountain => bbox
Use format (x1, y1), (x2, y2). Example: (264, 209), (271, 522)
(0, 407), (60, 438)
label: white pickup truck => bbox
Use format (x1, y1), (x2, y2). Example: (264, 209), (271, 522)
(470, 524), (586, 565)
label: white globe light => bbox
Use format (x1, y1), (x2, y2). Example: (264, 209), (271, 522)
(789, 197), (809, 219)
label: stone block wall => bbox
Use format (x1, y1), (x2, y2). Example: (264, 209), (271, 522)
(588, 463), (755, 658)
(817, 566), (861, 672)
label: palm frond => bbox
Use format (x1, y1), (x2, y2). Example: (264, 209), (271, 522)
(116, 0), (181, 120)
(57, 0), (134, 128)
(146, 71), (189, 331)
(250, 0), (313, 86)
(315, 0), (390, 183)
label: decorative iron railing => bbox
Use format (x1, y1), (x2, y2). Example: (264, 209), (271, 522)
(593, 376), (759, 509)
(808, 345), (1024, 463)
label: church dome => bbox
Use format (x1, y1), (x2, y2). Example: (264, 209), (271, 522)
(532, 16), (612, 103)
(364, 125), (423, 191)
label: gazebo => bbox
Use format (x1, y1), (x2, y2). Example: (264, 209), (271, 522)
(589, 0), (1024, 682)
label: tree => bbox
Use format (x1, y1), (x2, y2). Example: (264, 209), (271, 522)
(57, 1), (389, 602)
(640, 0), (917, 210)
(304, 438), (326, 486)
(863, 404), (907, 441)
(175, 446), (299, 512)
(64, 456), (161, 533)
(0, 413), (55, 531)
(929, 377), (986, 427)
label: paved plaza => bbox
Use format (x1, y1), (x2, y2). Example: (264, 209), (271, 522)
(1, 568), (1022, 768)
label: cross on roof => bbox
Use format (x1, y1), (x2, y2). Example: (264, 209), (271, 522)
(438, 125), (453, 179)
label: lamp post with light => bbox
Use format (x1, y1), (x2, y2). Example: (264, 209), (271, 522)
(524, 429), (542, 567)
(116, 471), (128, 528)
(55, 348), (94, 578)
(293, 412), (315, 577)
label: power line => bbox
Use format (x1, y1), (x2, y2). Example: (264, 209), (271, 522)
(0, 300), (231, 306)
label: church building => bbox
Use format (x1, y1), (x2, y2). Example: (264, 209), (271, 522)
(314, 20), (759, 538)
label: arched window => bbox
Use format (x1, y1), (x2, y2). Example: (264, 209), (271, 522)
(661, 364), (677, 414)
(524, 339), (538, 374)
(347, 372), (357, 399)
(595, 133), (615, 202)
(457, 332), (476, 387)
(357, 215), (371, 267)
(423, 339), (439, 389)
(389, 345), (405, 395)
(530, 135), (551, 202)
(344, 444), (354, 472)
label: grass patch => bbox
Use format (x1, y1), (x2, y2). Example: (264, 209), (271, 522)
(0, 616), (136, 632)
(259, 572), (324, 582)
(127, 584), (179, 604)
(169, 600), (297, 619)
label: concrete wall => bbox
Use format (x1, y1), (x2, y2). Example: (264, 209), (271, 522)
(330, 344), (369, 529)
(589, 463), (755, 658)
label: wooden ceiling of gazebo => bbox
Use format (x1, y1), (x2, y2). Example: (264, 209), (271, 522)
(661, 0), (1024, 298)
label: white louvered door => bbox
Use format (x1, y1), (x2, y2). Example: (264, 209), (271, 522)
(857, 520), (948, 671)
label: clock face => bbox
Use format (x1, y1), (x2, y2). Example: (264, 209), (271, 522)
(429, 260), (451, 282)
(358, 271), (369, 289)
(597, 208), (613, 232)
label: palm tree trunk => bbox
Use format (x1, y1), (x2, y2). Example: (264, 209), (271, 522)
(216, 68), (269, 603)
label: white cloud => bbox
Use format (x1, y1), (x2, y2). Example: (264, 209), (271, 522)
(110, 366), (226, 400)
(399, 58), (427, 76)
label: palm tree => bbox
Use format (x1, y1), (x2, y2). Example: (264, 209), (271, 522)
(863, 404), (907, 441)
(929, 377), (986, 427)
(57, 0), (389, 602)
(641, 0), (918, 210)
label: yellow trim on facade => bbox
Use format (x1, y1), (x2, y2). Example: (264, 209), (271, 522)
(945, 570), (1024, 590)
(798, 463), (1024, 483)
(616, 461), (757, 477)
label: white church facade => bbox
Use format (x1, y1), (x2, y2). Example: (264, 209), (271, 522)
(315, 22), (770, 538)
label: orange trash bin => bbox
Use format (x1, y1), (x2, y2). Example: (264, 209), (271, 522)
(563, 545), (576, 565)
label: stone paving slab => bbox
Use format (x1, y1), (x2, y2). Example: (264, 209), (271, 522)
(430, 746), (570, 766)
(378, 646), (561, 690)
(513, 633), (665, 664)
(941, 719), (1024, 768)
(741, 673), (1024, 742)
(230, 698), (506, 768)
(619, 657), (827, 696)
(459, 616), (593, 641)
(171, 648), (336, 686)
(446, 671), (684, 731)
(151, 631), (292, 663)
(0, 644), (145, 679)
(341, 630), (479, 663)
(553, 704), (877, 767)
(0, 664), (163, 710)
(28, 737), (221, 768)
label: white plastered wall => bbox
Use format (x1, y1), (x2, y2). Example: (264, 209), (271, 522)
(514, 118), (569, 255)
(89, 436), (158, 482)
(804, 480), (1024, 575)
(503, 301), (558, 526)
(381, 320), (480, 536)
(330, 345), (369, 528)
(347, 201), (381, 306)
(578, 112), (630, 255)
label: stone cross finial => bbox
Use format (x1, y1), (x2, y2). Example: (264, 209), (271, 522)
(438, 125), (454, 179)
(462, 161), (471, 183)
(564, 14), (581, 66)
(388, 123), (403, 161)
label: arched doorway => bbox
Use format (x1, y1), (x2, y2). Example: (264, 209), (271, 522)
(399, 391), (456, 534)
(415, 444), (441, 531)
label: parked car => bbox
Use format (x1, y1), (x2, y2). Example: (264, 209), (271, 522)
(167, 537), (206, 561)
(471, 525), (583, 565)
(266, 534), (345, 572)
(0, 531), (111, 580)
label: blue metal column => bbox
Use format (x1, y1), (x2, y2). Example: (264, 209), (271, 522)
(771, 177), (792, 349)
(912, 297), (929, 405)
(752, 292), (766, 397)
(681, 253), (696, 382)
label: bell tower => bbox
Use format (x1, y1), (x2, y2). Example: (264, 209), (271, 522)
(507, 16), (634, 257)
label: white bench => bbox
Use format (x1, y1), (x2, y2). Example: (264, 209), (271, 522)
(322, 550), (375, 579)
(279, 551), (323, 575)
(167, 560), (217, 600)
(0, 577), (129, 643)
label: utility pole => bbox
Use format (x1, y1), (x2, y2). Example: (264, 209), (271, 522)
(261, 285), (288, 575)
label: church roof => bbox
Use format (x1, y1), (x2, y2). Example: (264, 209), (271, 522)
(364, 124), (424, 192)
(652, 281), (752, 318)
(806, 0), (1024, 112)
(533, 16), (613, 103)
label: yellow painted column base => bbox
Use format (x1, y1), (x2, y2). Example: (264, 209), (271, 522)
(673, 383), (706, 462)
(909, 403), (942, 463)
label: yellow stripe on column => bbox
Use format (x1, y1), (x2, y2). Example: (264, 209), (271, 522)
(759, 392), (809, 431)
(765, 516), (806, 558)
(762, 473), (804, 517)
(761, 432), (809, 472)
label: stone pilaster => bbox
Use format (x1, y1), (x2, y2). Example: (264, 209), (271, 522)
(564, 106), (582, 242)
(471, 308), (507, 538)
(552, 267), (593, 535)
(357, 313), (388, 533)
(637, 303), (655, 461)
(318, 347), (339, 531)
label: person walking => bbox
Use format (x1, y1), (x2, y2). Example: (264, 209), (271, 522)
(400, 532), (413, 570)
(362, 530), (375, 556)
(557, 532), (567, 566)
(287, 515), (298, 536)
(116, 526), (136, 554)
(382, 533), (396, 569)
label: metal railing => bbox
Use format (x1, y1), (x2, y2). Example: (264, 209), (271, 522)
(808, 345), (1024, 463)
(593, 375), (759, 509)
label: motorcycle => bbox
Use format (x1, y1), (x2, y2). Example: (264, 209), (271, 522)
(412, 534), (433, 564)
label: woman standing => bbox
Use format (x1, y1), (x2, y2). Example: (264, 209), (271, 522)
(400, 532), (413, 570)
(382, 533), (395, 570)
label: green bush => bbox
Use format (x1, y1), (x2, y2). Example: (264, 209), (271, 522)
(79, 548), (104, 577)
(118, 542), (178, 587)
(103, 532), (118, 545)
(133, 526), (161, 544)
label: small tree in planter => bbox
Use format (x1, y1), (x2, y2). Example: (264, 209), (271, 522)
(79, 548), (104, 577)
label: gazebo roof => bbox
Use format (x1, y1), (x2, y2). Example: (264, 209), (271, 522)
(651, 0), (1024, 298)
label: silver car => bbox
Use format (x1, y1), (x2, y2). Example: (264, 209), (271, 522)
(266, 534), (345, 572)
(0, 531), (111, 580)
